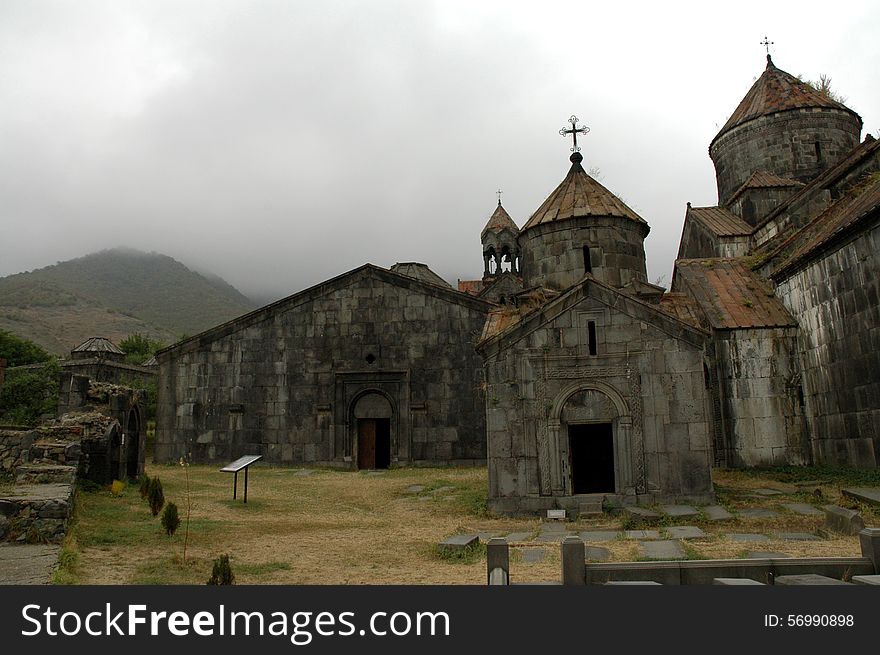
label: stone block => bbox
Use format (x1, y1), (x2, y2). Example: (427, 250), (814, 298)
(823, 505), (865, 535)
(782, 502), (823, 516)
(579, 530), (621, 542)
(775, 574), (851, 585)
(660, 504), (699, 518)
(639, 540), (686, 560)
(439, 534), (479, 551)
(713, 578), (765, 585)
(851, 575), (880, 585)
(726, 534), (770, 543)
(738, 508), (779, 519)
(859, 527), (880, 571)
(744, 551), (790, 559)
(842, 487), (880, 507)
(584, 546), (611, 562)
(561, 536), (585, 585)
(665, 526), (706, 540)
(703, 505), (733, 521)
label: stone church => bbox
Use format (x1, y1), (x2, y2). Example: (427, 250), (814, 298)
(156, 52), (878, 514)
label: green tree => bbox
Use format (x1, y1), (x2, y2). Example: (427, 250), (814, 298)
(147, 477), (165, 517)
(207, 554), (235, 585)
(0, 329), (53, 367)
(119, 333), (166, 365)
(0, 361), (59, 425)
(161, 502), (180, 536)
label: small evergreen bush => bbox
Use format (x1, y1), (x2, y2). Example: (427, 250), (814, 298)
(207, 554), (235, 585)
(161, 502), (180, 536)
(139, 476), (151, 499)
(148, 477), (165, 517)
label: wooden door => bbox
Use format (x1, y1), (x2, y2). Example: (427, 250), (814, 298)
(357, 419), (377, 469)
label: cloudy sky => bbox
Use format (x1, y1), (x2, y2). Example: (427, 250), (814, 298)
(2, 0), (878, 300)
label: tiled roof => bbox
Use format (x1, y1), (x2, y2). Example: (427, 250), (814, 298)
(713, 56), (859, 146)
(675, 259), (795, 329)
(71, 337), (125, 355)
(729, 170), (804, 202)
(521, 153), (645, 231)
(770, 173), (880, 278)
(481, 203), (519, 237)
(658, 293), (704, 329)
(480, 309), (523, 341)
(388, 262), (451, 288)
(687, 205), (752, 237)
(457, 279), (485, 296)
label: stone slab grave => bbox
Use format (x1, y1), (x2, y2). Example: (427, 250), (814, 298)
(665, 526), (707, 540)
(639, 540), (686, 560)
(403, 484), (425, 493)
(751, 488), (784, 497)
(0, 544), (60, 585)
(851, 575), (880, 585)
(438, 534), (479, 552)
(823, 505), (865, 535)
(745, 551), (790, 559)
(781, 502), (823, 516)
(841, 487), (880, 507)
(773, 532), (821, 541)
(605, 581), (662, 585)
(714, 578), (765, 585)
(660, 504), (699, 518)
(622, 506), (661, 523)
(293, 469), (314, 477)
(738, 508), (779, 519)
(703, 505), (733, 521)
(584, 546), (611, 562)
(727, 533), (770, 543)
(534, 532), (574, 543)
(624, 529), (661, 540)
(775, 574), (851, 585)
(580, 530), (621, 542)
(504, 532), (533, 543)
(520, 548), (546, 564)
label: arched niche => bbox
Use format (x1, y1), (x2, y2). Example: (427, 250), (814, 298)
(350, 391), (394, 470)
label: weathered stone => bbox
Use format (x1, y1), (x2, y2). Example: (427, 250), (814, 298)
(774, 532), (821, 541)
(713, 578), (765, 585)
(561, 536), (585, 585)
(579, 530), (621, 542)
(660, 504), (699, 517)
(842, 487), (880, 507)
(665, 526), (707, 540)
(822, 505), (865, 535)
(504, 532), (533, 542)
(521, 548), (546, 563)
(775, 574), (851, 585)
(744, 551), (790, 559)
(703, 505), (733, 521)
(638, 540), (686, 560)
(439, 534), (479, 551)
(851, 575), (880, 585)
(624, 530), (661, 540)
(584, 546), (611, 562)
(751, 488), (783, 497)
(781, 502), (823, 516)
(738, 508), (779, 519)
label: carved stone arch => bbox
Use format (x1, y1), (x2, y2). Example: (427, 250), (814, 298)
(349, 389), (396, 470)
(550, 379), (629, 422)
(351, 389), (394, 419)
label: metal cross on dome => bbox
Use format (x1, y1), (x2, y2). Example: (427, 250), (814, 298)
(496, 189), (503, 205)
(760, 36), (774, 55)
(560, 115), (589, 152)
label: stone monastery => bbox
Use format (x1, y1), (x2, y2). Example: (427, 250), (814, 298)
(156, 54), (880, 514)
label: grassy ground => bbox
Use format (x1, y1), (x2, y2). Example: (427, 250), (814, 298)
(55, 464), (877, 585)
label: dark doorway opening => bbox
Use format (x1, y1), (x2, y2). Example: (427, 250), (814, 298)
(125, 410), (140, 479)
(357, 418), (391, 469)
(569, 423), (615, 494)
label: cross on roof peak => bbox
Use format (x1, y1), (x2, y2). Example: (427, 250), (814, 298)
(760, 35), (774, 55)
(559, 115), (589, 154)
(496, 189), (503, 205)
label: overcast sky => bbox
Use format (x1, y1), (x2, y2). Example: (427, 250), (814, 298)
(2, 0), (878, 300)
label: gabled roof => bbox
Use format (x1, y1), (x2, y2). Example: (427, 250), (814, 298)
(728, 170), (804, 203)
(768, 172), (880, 279)
(477, 273), (707, 355)
(457, 279), (484, 296)
(658, 293), (703, 329)
(521, 153), (646, 231)
(477, 272), (522, 299)
(481, 203), (519, 238)
(71, 337), (125, 356)
(686, 204), (753, 237)
(157, 264), (494, 360)
(674, 259), (795, 329)
(712, 55), (861, 147)
(389, 262), (451, 288)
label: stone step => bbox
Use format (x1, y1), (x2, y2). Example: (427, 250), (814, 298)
(15, 464), (77, 485)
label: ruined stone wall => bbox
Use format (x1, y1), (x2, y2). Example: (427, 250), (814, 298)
(711, 108), (861, 206)
(0, 430), (37, 474)
(713, 327), (807, 467)
(155, 269), (489, 466)
(519, 217), (649, 291)
(482, 288), (713, 514)
(772, 224), (880, 467)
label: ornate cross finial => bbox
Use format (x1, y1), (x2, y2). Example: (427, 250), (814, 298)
(760, 36), (774, 55)
(496, 189), (503, 205)
(559, 115), (589, 153)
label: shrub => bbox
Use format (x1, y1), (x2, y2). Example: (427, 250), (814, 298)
(148, 477), (165, 517)
(161, 502), (180, 536)
(207, 554), (235, 585)
(139, 476), (151, 500)
(110, 480), (125, 496)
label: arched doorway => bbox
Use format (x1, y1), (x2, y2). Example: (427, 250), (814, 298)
(352, 392), (393, 470)
(125, 408), (141, 479)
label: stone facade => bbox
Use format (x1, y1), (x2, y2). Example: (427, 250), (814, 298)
(519, 218), (649, 291)
(479, 280), (714, 513)
(155, 265), (491, 467)
(711, 108), (861, 207)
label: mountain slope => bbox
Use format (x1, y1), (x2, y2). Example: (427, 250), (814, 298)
(0, 248), (255, 355)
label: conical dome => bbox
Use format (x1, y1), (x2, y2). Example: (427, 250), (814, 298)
(710, 55), (862, 206)
(481, 203), (519, 238)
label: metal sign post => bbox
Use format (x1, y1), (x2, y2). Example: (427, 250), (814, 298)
(219, 454), (262, 503)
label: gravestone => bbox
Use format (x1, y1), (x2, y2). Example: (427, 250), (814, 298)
(665, 526), (707, 540)
(504, 532), (533, 542)
(738, 508), (779, 519)
(639, 540), (686, 560)
(745, 551), (790, 559)
(703, 505), (733, 521)
(624, 530), (661, 540)
(823, 505), (865, 535)
(775, 574), (851, 585)
(727, 533), (770, 543)
(660, 504), (699, 517)
(774, 532), (820, 541)
(713, 578), (765, 585)
(439, 534), (479, 551)
(521, 548), (546, 563)
(842, 488), (880, 507)
(851, 575), (880, 585)
(751, 488), (783, 496)
(546, 509), (566, 520)
(781, 502), (823, 516)
(579, 530), (621, 542)
(584, 546), (611, 562)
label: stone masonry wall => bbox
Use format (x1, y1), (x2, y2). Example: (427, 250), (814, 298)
(519, 217), (649, 291)
(711, 108), (861, 207)
(482, 285), (713, 514)
(713, 327), (807, 467)
(155, 267), (490, 466)
(772, 224), (880, 467)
